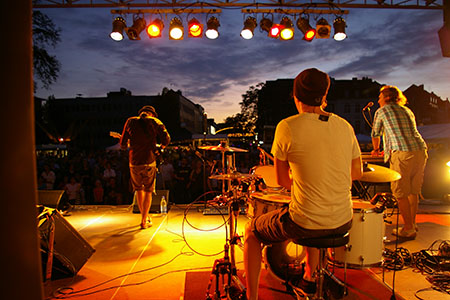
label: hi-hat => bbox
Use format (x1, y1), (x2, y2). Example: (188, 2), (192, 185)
(360, 164), (401, 183)
(209, 172), (257, 180)
(199, 144), (248, 152)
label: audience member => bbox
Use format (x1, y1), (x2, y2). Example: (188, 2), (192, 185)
(65, 176), (82, 205)
(41, 164), (56, 190)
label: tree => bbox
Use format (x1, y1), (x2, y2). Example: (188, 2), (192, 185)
(223, 83), (265, 134)
(32, 9), (61, 91)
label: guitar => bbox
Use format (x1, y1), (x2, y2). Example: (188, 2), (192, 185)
(110, 131), (164, 166)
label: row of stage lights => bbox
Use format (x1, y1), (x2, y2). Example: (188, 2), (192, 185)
(110, 15), (347, 42)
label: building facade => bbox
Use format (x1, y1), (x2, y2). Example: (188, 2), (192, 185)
(404, 84), (450, 125)
(257, 77), (449, 145)
(37, 88), (205, 150)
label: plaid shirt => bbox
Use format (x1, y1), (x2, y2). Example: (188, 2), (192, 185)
(371, 103), (427, 162)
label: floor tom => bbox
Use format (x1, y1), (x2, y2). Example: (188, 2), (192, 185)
(333, 200), (385, 267)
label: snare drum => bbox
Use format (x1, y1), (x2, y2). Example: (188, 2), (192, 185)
(334, 200), (385, 267)
(251, 165), (282, 190)
(247, 191), (291, 218)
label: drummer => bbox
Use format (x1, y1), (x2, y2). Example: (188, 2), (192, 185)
(243, 68), (363, 299)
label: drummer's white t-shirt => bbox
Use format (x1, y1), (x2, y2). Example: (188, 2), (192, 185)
(271, 113), (361, 230)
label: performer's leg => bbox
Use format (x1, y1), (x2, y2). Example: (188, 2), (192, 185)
(304, 247), (319, 282)
(244, 222), (262, 300)
(135, 190), (145, 225)
(409, 193), (419, 229)
(397, 196), (414, 231)
(138, 190), (152, 228)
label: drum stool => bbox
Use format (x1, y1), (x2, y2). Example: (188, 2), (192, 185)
(292, 232), (349, 300)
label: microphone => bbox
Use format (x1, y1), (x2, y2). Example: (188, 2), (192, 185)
(363, 102), (374, 111)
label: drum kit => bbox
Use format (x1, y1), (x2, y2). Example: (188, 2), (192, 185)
(200, 143), (401, 299)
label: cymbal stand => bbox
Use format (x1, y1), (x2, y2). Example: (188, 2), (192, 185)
(206, 187), (247, 300)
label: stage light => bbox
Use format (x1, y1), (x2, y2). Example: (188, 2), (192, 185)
(316, 18), (331, 39)
(205, 16), (220, 39)
(169, 17), (184, 40)
(269, 24), (282, 38)
(188, 18), (203, 38)
(333, 17), (347, 41)
(241, 17), (257, 40)
(296, 17), (316, 42)
(260, 17), (280, 38)
(110, 16), (126, 41)
(147, 19), (164, 38)
(280, 17), (294, 40)
(126, 17), (146, 40)
(260, 18), (272, 35)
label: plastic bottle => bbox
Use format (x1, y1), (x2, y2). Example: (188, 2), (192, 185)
(160, 196), (167, 214)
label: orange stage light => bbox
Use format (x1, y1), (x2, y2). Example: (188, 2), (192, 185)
(147, 19), (164, 38)
(188, 18), (203, 38)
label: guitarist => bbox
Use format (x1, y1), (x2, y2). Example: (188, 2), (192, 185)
(120, 105), (171, 229)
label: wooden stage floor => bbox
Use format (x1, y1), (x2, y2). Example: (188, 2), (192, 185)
(42, 198), (450, 300)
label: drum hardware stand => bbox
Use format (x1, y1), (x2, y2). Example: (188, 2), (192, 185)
(205, 188), (247, 300)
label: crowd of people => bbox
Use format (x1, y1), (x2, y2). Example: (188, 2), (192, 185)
(36, 143), (260, 207)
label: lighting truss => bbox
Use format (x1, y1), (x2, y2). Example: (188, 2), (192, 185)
(33, 0), (444, 10)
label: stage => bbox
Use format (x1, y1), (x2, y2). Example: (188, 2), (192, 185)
(41, 198), (450, 300)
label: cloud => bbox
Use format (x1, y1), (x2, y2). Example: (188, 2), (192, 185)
(36, 7), (450, 121)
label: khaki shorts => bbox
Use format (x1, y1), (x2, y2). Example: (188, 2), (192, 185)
(390, 149), (428, 198)
(251, 206), (352, 245)
(129, 164), (157, 192)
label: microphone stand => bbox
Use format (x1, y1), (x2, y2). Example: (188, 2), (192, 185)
(362, 107), (373, 128)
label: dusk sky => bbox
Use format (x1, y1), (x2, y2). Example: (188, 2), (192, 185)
(34, 6), (450, 122)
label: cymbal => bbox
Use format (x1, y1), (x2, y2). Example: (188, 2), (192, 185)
(360, 164), (401, 183)
(209, 172), (257, 180)
(198, 145), (248, 152)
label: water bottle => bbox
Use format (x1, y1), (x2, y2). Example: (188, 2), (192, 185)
(160, 196), (167, 214)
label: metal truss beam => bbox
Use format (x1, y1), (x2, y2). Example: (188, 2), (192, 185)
(33, 0), (444, 11)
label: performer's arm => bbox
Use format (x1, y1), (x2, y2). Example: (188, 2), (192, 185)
(275, 157), (291, 190)
(351, 156), (363, 181)
(371, 136), (381, 156)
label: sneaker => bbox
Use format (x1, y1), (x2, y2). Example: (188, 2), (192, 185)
(392, 228), (416, 239)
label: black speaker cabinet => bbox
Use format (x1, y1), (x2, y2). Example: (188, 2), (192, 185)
(38, 190), (65, 209)
(439, 25), (450, 57)
(132, 190), (170, 214)
(38, 207), (95, 280)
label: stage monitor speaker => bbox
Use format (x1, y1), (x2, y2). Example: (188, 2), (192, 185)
(132, 189), (170, 214)
(38, 207), (95, 280)
(439, 25), (450, 57)
(38, 190), (65, 209)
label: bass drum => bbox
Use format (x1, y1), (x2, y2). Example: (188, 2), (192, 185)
(263, 240), (306, 283)
(333, 200), (385, 267)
